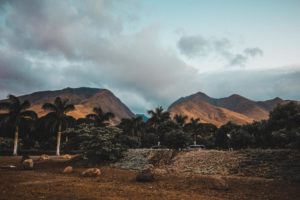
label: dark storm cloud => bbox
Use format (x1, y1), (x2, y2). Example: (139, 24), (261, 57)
(0, 0), (200, 113)
(177, 35), (263, 67)
(0, 1), (298, 114)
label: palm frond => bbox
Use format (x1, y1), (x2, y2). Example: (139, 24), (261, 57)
(54, 97), (62, 107)
(86, 114), (98, 120)
(64, 104), (75, 113)
(21, 100), (31, 110)
(93, 107), (103, 115)
(20, 110), (38, 120)
(62, 98), (70, 107)
(7, 94), (20, 105)
(105, 112), (115, 119)
(0, 102), (11, 111)
(42, 103), (57, 112)
(147, 110), (155, 116)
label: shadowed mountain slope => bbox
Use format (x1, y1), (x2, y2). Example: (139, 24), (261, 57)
(1, 87), (134, 123)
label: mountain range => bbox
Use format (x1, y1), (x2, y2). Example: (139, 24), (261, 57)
(0, 87), (295, 126)
(168, 92), (290, 127)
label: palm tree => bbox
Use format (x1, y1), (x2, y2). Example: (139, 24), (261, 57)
(147, 106), (170, 145)
(42, 97), (75, 156)
(86, 107), (115, 127)
(0, 95), (37, 155)
(119, 116), (145, 138)
(185, 118), (200, 145)
(173, 114), (188, 127)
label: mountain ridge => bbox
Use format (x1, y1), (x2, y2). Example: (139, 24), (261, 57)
(1, 87), (134, 123)
(168, 91), (292, 126)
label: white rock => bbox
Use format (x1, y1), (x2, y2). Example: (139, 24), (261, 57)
(81, 168), (101, 177)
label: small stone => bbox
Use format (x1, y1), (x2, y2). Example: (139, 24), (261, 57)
(21, 155), (30, 163)
(81, 168), (101, 177)
(38, 154), (50, 161)
(153, 168), (167, 176)
(22, 159), (34, 170)
(63, 166), (73, 174)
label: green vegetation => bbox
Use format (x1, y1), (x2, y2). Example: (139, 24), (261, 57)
(42, 97), (75, 156)
(0, 95), (299, 158)
(0, 95), (37, 155)
(63, 124), (126, 162)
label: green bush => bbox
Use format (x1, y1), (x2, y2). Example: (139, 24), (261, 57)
(0, 137), (13, 149)
(117, 135), (140, 148)
(164, 129), (190, 149)
(64, 124), (127, 162)
(141, 132), (158, 147)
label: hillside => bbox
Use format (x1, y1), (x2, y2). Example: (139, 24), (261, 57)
(168, 92), (289, 126)
(2, 87), (134, 123)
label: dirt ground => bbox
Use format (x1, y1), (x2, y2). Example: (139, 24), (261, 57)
(0, 156), (299, 200)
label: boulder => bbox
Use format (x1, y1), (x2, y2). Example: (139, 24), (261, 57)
(22, 159), (34, 170)
(81, 168), (101, 177)
(21, 155), (30, 163)
(136, 169), (155, 182)
(38, 154), (50, 161)
(63, 166), (73, 174)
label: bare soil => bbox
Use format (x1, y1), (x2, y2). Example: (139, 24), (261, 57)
(0, 156), (299, 200)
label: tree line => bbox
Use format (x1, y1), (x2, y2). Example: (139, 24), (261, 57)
(0, 95), (300, 157)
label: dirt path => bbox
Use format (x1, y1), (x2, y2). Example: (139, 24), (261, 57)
(0, 156), (299, 200)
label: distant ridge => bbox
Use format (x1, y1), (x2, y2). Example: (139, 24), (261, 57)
(168, 92), (293, 126)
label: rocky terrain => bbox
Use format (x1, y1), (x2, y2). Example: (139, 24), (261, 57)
(114, 149), (300, 182)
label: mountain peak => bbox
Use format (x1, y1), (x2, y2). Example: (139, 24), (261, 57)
(227, 94), (248, 100)
(273, 97), (283, 101)
(168, 91), (290, 126)
(6, 87), (134, 122)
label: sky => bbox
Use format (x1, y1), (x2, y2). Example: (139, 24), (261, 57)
(0, 0), (299, 114)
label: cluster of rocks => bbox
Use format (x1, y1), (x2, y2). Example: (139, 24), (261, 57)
(113, 149), (176, 170)
(19, 154), (102, 178)
(113, 149), (300, 181)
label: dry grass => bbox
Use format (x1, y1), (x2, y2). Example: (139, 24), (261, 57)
(0, 155), (299, 200)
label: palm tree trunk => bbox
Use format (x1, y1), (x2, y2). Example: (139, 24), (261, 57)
(56, 124), (62, 156)
(13, 126), (19, 156)
(194, 134), (197, 145)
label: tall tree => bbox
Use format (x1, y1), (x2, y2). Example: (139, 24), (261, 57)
(0, 95), (37, 155)
(147, 106), (170, 145)
(42, 97), (75, 156)
(119, 116), (145, 138)
(86, 107), (115, 127)
(184, 118), (200, 145)
(173, 114), (188, 127)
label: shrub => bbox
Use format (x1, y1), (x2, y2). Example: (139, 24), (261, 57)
(0, 137), (13, 149)
(164, 129), (190, 149)
(64, 124), (127, 162)
(117, 135), (140, 148)
(141, 132), (158, 148)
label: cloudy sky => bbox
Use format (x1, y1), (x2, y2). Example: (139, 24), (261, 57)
(0, 0), (300, 114)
